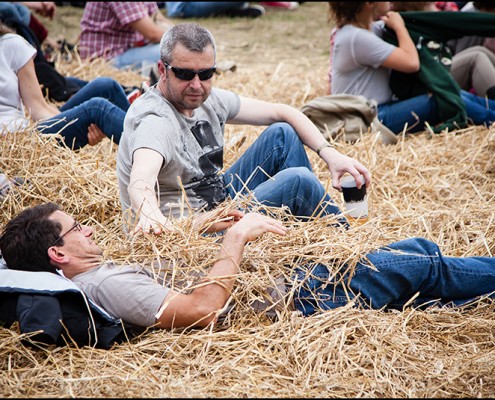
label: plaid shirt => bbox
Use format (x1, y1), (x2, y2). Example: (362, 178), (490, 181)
(79, 2), (158, 61)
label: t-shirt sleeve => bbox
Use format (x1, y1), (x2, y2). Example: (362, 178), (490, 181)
(352, 28), (396, 69)
(212, 88), (241, 120)
(95, 269), (170, 327)
(128, 113), (174, 164)
(109, 2), (153, 25)
(6, 35), (36, 73)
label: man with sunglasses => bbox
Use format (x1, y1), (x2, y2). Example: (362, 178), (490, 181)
(117, 22), (371, 236)
(3, 202), (495, 332)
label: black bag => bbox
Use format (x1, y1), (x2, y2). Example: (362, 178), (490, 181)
(34, 59), (80, 102)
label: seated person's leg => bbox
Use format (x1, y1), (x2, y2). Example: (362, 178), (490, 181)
(0, 3), (28, 25)
(250, 166), (347, 223)
(293, 237), (495, 316)
(12, 3), (31, 25)
(59, 77), (130, 112)
(224, 122), (312, 196)
(111, 44), (161, 71)
(378, 94), (439, 134)
(37, 98), (126, 149)
(64, 76), (88, 89)
(172, 2), (249, 17)
(461, 90), (495, 125)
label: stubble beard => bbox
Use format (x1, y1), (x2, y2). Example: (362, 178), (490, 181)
(166, 80), (209, 113)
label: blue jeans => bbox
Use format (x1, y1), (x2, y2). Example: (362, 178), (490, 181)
(294, 237), (495, 315)
(222, 122), (347, 223)
(165, 2), (248, 17)
(65, 76), (88, 91)
(378, 94), (440, 134)
(0, 3), (31, 25)
(379, 91), (495, 134)
(37, 77), (129, 150)
(112, 44), (160, 71)
(461, 90), (495, 126)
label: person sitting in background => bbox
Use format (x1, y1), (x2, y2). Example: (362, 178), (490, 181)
(328, 2), (495, 135)
(2, 202), (495, 330)
(391, 2), (495, 100)
(78, 2), (174, 76)
(0, 24), (129, 149)
(164, 2), (265, 18)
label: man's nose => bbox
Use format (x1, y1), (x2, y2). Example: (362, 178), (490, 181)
(189, 75), (202, 89)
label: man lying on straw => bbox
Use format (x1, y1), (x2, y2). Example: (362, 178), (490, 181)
(116, 22), (371, 235)
(1, 202), (495, 330)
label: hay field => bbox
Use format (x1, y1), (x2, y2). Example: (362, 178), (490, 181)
(1, 3), (495, 398)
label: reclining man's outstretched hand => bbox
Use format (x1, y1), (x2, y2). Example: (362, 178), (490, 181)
(226, 212), (287, 244)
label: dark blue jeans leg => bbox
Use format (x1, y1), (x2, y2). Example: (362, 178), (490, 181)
(37, 97), (125, 149)
(0, 3), (30, 25)
(223, 122), (312, 193)
(378, 94), (440, 134)
(294, 237), (495, 316)
(176, 2), (247, 17)
(60, 77), (130, 112)
(223, 122), (345, 221)
(250, 166), (345, 220)
(65, 76), (88, 90)
(461, 90), (495, 125)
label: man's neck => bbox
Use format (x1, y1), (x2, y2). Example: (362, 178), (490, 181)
(60, 257), (102, 280)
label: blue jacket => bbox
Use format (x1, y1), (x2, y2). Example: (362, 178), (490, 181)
(0, 260), (138, 349)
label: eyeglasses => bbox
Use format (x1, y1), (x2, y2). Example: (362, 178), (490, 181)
(50, 221), (82, 247)
(164, 63), (216, 81)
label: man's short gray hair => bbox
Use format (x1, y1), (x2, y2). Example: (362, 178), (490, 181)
(160, 23), (216, 64)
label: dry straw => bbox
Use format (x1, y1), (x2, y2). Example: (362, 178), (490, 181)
(1, 54), (495, 398)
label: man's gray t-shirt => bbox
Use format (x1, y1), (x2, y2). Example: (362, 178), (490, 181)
(116, 86), (241, 220)
(331, 21), (396, 105)
(72, 262), (170, 327)
(72, 262), (287, 327)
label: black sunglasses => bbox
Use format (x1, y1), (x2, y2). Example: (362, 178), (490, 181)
(50, 221), (82, 247)
(164, 63), (216, 81)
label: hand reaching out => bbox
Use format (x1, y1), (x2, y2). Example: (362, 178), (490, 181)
(226, 213), (287, 244)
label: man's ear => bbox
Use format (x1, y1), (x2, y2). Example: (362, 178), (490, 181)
(47, 246), (69, 265)
(157, 59), (166, 76)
